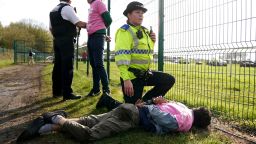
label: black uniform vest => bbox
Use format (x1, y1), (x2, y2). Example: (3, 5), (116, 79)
(50, 3), (77, 38)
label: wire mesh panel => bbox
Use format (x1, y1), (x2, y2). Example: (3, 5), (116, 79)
(0, 47), (13, 57)
(110, 0), (256, 131)
(163, 0), (256, 131)
(13, 40), (53, 64)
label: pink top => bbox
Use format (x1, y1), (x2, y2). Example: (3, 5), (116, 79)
(87, 0), (107, 35)
(156, 102), (194, 132)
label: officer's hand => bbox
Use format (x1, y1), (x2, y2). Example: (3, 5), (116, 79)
(105, 35), (111, 42)
(135, 99), (145, 108)
(76, 21), (87, 28)
(153, 96), (167, 104)
(124, 80), (134, 97)
(150, 32), (156, 42)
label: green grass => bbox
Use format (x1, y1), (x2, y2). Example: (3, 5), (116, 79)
(0, 58), (13, 68)
(37, 62), (233, 143)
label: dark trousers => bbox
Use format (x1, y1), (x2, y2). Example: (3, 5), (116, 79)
(52, 36), (74, 97)
(87, 34), (109, 92)
(121, 71), (175, 104)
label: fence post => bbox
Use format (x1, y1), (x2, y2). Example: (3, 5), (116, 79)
(107, 0), (111, 80)
(158, 0), (164, 71)
(13, 40), (17, 64)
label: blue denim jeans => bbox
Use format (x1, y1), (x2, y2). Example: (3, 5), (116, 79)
(87, 33), (109, 92)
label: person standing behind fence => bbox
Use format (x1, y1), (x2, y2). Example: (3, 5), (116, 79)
(85, 0), (112, 97)
(49, 0), (87, 100)
(28, 49), (35, 65)
(115, 1), (176, 104)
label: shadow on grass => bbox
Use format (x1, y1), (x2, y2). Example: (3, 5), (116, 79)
(0, 97), (62, 124)
(0, 124), (26, 144)
(0, 96), (66, 144)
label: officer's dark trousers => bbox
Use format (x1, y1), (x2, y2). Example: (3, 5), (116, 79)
(121, 71), (175, 104)
(87, 34), (109, 92)
(52, 36), (74, 97)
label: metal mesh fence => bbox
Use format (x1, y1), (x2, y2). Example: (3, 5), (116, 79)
(163, 0), (256, 131)
(0, 47), (11, 54)
(13, 40), (53, 64)
(0, 47), (13, 58)
(111, 0), (256, 132)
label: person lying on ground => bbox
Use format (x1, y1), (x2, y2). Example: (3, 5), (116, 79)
(16, 94), (211, 142)
(96, 93), (212, 134)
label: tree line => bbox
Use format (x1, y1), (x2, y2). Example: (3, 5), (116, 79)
(0, 19), (52, 52)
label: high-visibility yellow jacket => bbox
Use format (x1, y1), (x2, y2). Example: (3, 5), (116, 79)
(115, 24), (155, 80)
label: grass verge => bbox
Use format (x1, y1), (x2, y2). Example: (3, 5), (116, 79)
(0, 59), (13, 68)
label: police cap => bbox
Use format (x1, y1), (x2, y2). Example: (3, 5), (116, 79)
(123, 1), (147, 17)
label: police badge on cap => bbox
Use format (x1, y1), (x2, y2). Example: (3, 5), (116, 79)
(123, 1), (147, 16)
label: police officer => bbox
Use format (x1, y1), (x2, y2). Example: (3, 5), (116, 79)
(115, 1), (176, 104)
(50, 0), (87, 100)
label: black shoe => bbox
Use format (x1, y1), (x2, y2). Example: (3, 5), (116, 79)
(53, 94), (62, 98)
(63, 94), (81, 101)
(42, 110), (68, 124)
(96, 93), (109, 109)
(96, 93), (121, 111)
(86, 89), (101, 97)
(16, 116), (45, 142)
(53, 91), (62, 98)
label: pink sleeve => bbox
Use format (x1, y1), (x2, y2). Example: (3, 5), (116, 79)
(96, 1), (107, 14)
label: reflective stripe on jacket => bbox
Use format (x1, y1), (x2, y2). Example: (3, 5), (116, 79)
(115, 24), (154, 80)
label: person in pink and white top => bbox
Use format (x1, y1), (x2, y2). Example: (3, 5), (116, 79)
(96, 93), (212, 134)
(135, 96), (212, 134)
(16, 95), (211, 142)
(86, 0), (112, 97)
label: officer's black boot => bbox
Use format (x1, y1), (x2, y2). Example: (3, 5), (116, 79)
(96, 93), (122, 111)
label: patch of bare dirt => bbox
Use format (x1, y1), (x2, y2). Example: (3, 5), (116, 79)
(0, 64), (45, 144)
(211, 118), (256, 144)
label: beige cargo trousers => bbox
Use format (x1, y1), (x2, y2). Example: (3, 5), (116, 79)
(61, 104), (139, 142)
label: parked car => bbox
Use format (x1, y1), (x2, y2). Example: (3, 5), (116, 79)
(179, 59), (190, 64)
(173, 59), (179, 63)
(240, 61), (256, 67)
(75, 55), (83, 61)
(45, 56), (54, 63)
(207, 60), (227, 66)
(104, 54), (115, 62)
(195, 60), (203, 65)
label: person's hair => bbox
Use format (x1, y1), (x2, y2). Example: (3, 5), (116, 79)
(192, 107), (211, 129)
(60, 0), (69, 2)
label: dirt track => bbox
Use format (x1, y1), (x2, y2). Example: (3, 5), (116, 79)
(0, 65), (44, 143)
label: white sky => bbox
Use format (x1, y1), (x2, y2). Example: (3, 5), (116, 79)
(0, 0), (89, 45)
(1, 0), (255, 61)
(0, 0), (136, 46)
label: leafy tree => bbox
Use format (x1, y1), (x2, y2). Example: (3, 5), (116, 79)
(1, 19), (52, 52)
(0, 22), (3, 31)
(0, 22), (4, 47)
